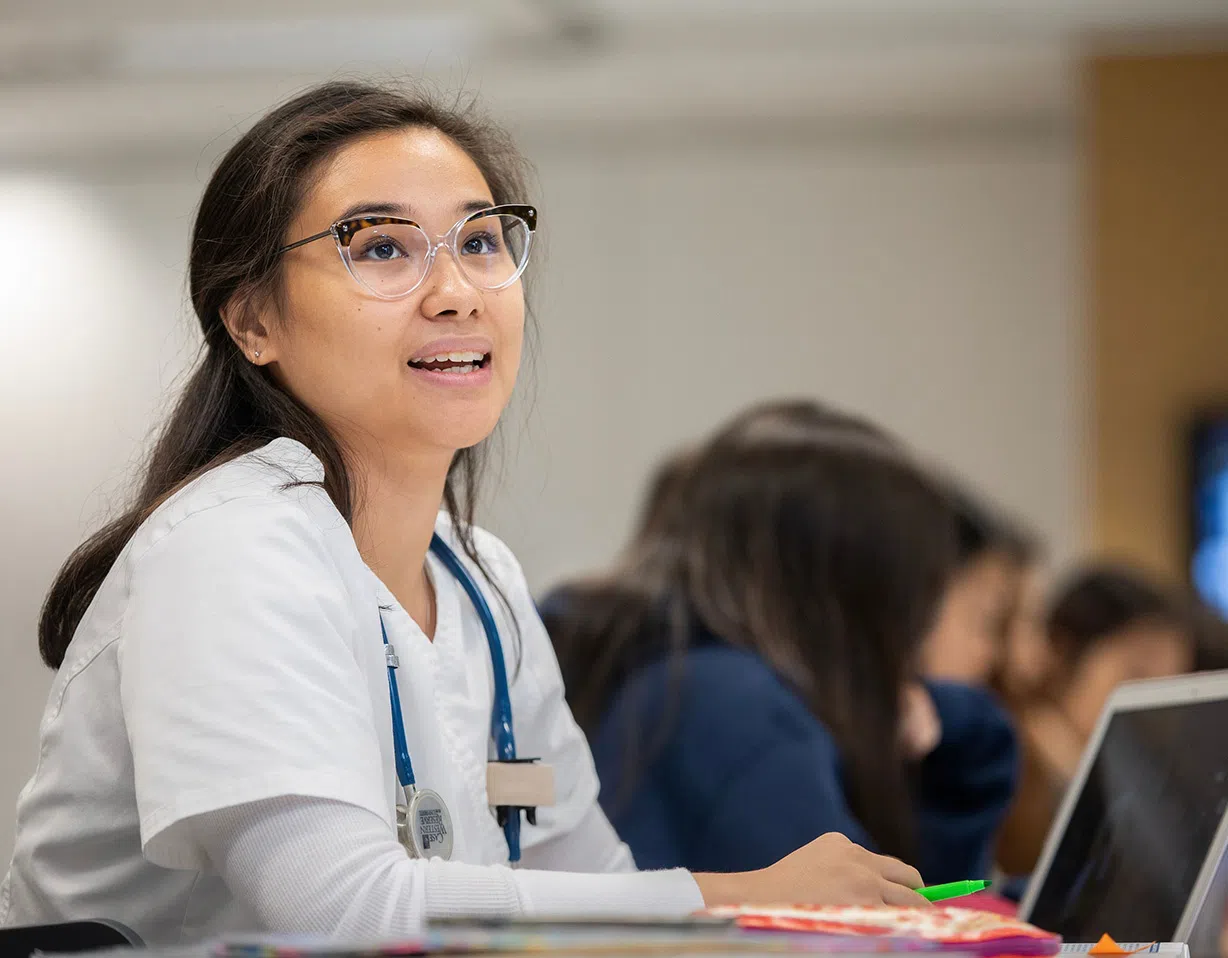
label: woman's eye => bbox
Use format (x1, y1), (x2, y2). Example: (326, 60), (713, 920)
(357, 235), (406, 261)
(461, 231), (501, 256)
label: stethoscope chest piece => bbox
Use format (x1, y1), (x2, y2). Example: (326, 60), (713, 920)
(397, 785), (454, 860)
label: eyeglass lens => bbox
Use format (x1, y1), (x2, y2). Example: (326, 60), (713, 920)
(347, 213), (531, 296)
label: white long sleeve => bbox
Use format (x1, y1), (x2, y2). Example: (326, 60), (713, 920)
(3, 442), (704, 948)
(192, 797), (703, 939)
(519, 803), (637, 874)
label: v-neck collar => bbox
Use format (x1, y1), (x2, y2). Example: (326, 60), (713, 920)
(367, 547), (462, 653)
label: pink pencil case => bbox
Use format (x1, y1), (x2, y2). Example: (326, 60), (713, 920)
(704, 904), (1062, 957)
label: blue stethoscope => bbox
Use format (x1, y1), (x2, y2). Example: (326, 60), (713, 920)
(379, 533), (525, 862)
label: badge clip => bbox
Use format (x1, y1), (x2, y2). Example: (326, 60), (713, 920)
(487, 758), (555, 827)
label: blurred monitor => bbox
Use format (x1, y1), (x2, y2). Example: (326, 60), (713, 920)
(1191, 414), (1228, 619)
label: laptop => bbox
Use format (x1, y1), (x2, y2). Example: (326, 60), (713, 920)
(1018, 670), (1228, 943)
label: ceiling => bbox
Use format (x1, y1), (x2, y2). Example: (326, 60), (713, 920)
(3, 0), (1227, 161)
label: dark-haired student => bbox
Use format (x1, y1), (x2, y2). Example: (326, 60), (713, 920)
(995, 563), (1207, 876)
(920, 483), (1039, 689)
(542, 400), (1018, 883)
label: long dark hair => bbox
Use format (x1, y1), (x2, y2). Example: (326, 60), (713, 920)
(39, 80), (532, 669)
(546, 400), (956, 859)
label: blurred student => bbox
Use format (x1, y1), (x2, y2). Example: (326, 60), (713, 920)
(921, 485), (1039, 689)
(995, 564), (1200, 876)
(542, 400), (1018, 883)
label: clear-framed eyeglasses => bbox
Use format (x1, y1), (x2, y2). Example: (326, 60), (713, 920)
(278, 204), (537, 300)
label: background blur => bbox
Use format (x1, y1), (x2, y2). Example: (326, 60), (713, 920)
(2, 0), (1228, 865)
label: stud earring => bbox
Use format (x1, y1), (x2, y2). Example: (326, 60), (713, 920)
(253, 351), (261, 360)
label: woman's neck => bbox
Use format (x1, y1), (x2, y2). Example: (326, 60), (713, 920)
(349, 442), (453, 640)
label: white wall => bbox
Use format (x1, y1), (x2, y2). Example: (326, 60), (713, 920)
(496, 122), (1080, 583)
(0, 118), (1078, 864)
(0, 169), (202, 866)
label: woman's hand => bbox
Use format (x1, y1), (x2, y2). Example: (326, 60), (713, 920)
(900, 682), (942, 760)
(693, 832), (929, 908)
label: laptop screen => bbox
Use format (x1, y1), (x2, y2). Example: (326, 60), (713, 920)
(1026, 697), (1228, 941)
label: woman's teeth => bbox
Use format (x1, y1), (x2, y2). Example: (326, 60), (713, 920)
(408, 351), (489, 374)
(418, 351), (486, 364)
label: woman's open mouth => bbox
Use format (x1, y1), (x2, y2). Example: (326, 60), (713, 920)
(407, 350), (491, 377)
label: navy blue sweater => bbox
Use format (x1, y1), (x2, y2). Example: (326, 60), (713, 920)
(559, 629), (1017, 882)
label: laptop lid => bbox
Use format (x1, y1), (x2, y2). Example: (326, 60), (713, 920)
(1019, 670), (1228, 943)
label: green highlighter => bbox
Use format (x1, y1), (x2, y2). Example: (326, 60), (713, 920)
(916, 879), (992, 902)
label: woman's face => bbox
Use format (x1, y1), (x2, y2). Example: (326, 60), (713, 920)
(920, 552), (1016, 685)
(1062, 623), (1194, 739)
(247, 127), (525, 459)
(1000, 563), (1051, 698)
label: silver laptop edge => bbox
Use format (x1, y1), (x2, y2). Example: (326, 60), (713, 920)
(1018, 669), (1228, 941)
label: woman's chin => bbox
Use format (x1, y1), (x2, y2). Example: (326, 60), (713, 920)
(413, 413), (503, 455)
(389, 377), (507, 446)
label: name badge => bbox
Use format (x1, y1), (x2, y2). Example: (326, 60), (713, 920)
(487, 760), (556, 809)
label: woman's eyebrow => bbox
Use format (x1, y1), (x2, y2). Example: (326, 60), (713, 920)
(336, 201), (408, 221)
(457, 199), (497, 215)
(334, 199), (497, 222)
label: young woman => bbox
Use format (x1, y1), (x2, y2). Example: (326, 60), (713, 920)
(542, 400), (1018, 884)
(1, 83), (925, 945)
(995, 563), (1202, 876)
(920, 485), (1038, 689)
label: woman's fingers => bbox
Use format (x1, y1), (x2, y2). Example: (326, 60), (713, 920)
(868, 851), (923, 891)
(880, 878), (933, 907)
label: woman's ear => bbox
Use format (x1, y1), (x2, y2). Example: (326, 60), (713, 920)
(220, 289), (278, 366)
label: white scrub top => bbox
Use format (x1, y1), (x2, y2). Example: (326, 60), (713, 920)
(2, 438), (702, 943)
